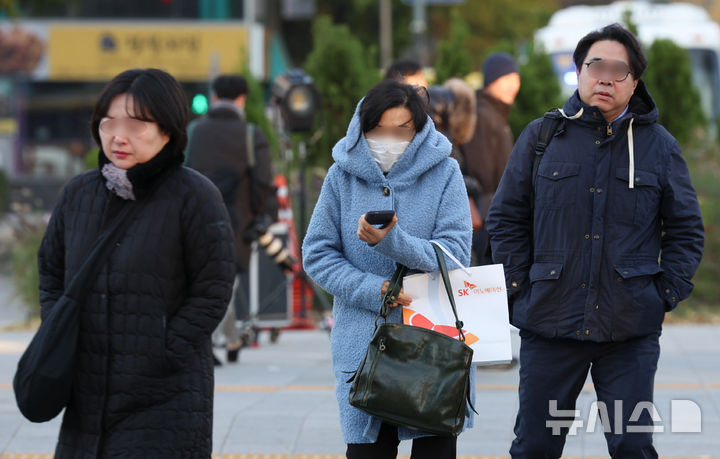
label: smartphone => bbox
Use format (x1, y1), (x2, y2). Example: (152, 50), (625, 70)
(365, 210), (396, 227)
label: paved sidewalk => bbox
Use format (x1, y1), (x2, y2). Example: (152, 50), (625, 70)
(0, 326), (719, 457)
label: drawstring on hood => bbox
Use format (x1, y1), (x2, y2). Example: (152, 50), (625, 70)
(627, 117), (635, 189)
(558, 107), (584, 120)
(560, 80), (657, 191)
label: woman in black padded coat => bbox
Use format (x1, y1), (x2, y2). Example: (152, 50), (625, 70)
(37, 68), (236, 458)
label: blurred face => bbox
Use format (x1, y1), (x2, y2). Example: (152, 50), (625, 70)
(365, 106), (416, 142)
(577, 40), (638, 122)
(99, 93), (170, 170)
(485, 72), (521, 105)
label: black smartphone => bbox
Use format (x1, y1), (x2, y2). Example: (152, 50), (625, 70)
(365, 210), (396, 227)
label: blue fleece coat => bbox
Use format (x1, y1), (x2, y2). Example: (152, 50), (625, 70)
(302, 103), (474, 444)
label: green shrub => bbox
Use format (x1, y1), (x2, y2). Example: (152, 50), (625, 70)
(509, 43), (564, 137)
(10, 224), (45, 317)
(644, 39), (706, 146)
(305, 15), (379, 168)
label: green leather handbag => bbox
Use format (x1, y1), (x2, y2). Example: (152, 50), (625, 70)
(348, 242), (475, 437)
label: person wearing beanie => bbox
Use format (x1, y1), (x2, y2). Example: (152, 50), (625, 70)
(461, 52), (521, 265)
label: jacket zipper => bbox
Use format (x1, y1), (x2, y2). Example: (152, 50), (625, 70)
(607, 124), (613, 136)
(362, 337), (385, 404)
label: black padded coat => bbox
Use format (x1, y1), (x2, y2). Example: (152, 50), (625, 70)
(37, 148), (235, 458)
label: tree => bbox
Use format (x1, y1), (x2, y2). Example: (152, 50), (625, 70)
(242, 64), (282, 163)
(434, 9), (472, 83)
(304, 15), (380, 168)
(509, 43), (564, 137)
(644, 39), (705, 145)
(430, 0), (560, 70)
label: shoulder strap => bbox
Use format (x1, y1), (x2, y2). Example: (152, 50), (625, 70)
(431, 242), (466, 341)
(245, 122), (256, 168)
(530, 109), (563, 209)
(64, 200), (145, 301)
(378, 264), (409, 320)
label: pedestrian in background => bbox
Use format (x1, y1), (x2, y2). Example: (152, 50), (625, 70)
(427, 78), (482, 233)
(303, 79), (473, 458)
(38, 68), (236, 458)
(385, 59), (428, 88)
(487, 24), (704, 457)
(186, 74), (276, 365)
(464, 52), (521, 265)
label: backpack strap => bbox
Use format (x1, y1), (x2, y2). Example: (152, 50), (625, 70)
(530, 109), (564, 209)
(246, 122), (256, 168)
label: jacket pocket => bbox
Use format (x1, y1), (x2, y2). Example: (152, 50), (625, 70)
(529, 262), (563, 282)
(614, 168), (661, 226)
(526, 262), (564, 329)
(535, 163), (580, 209)
(614, 263), (663, 307)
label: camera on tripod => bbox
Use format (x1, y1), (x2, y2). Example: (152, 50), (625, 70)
(244, 219), (295, 273)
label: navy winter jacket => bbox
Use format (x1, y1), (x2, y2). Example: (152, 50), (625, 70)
(486, 81), (704, 342)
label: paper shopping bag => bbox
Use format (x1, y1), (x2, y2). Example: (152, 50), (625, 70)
(402, 262), (512, 365)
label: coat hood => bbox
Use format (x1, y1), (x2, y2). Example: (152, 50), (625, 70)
(331, 100), (453, 184)
(560, 80), (659, 190)
(562, 79), (658, 127)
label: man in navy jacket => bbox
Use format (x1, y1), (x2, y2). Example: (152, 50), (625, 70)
(487, 24), (704, 458)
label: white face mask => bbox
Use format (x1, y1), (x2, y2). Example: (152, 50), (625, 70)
(366, 137), (410, 173)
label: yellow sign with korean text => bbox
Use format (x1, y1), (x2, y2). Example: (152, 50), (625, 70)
(47, 23), (249, 81)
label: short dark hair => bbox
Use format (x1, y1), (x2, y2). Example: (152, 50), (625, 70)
(213, 74), (248, 99)
(385, 60), (423, 82)
(352, 79), (428, 149)
(91, 68), (188, 152)
(573, 23), (648, 79)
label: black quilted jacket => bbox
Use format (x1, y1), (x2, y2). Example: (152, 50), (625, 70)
(37, 146), (235, 458)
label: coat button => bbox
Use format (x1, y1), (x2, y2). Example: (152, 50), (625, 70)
(595, 140), (601, 145)
(576, 330), (582, 335)
(581, 283), (587, 289)
(584, 234), (590, 239)
(382, 187), (390, 196)
(665, 289), (671, 294)
(511, 281), (519, 288)
(617, 277), (623, 282)
(595, 304), (599, 310)
(593, 234), (600, 240)
(635, 177), (641, 183)
(589, 187), (595, 193)
(585, 329), (591, 336)
(552, 171), (559, 177)
(672, 297), (677, 302)
(597, 188), (603, 194)
(550, 270), (557, 276)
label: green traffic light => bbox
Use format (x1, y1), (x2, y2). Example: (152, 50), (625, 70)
(192, 94), (209, 115)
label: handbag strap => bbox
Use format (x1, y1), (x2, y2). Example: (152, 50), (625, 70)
(378, 264), (409, 320)
(431, 241), (466, 342)
(64, 198), (147, 302)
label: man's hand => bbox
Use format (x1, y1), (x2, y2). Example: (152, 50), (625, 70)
(357, 214), (398, 245)
(381, 281), (412, 308)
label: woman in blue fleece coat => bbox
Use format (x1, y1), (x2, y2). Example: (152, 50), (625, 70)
(303, 80), (473, 457)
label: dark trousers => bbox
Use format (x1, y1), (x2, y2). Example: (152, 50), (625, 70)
(472, 226), (493, 266)
(346, 423), (456, 459)
(510, 330), (660, 459)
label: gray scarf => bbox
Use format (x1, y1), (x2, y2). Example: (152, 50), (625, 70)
(101, 163), (136, 200)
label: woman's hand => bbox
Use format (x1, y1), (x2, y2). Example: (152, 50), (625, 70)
(381, 281), (412, 308)
(357, 214), (398, 245)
